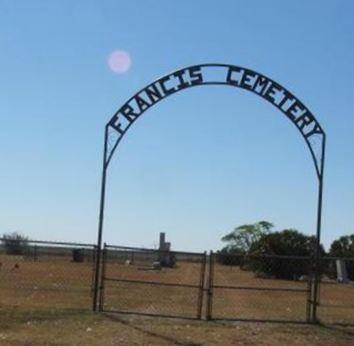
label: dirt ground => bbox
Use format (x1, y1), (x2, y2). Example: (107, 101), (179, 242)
(1, 308), (354, 345)
(1, 253), (354, 345)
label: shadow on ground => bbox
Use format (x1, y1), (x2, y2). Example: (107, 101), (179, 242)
(104, 313), (204, 346)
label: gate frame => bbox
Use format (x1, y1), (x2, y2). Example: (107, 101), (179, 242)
(206, 251), (314, 323)
(92, 64), (326, 323)
(99, 244), (207, 319)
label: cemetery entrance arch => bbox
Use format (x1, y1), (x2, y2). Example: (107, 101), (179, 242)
(93, 64), (326, 322)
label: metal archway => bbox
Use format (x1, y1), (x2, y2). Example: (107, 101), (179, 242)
(93, 64), (326, 321)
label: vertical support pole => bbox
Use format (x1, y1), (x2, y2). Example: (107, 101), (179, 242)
(90, 245), (97, 296)
(99, 243), (107, 312)
(306, 258), (312, 323)
(197, 251), (207, 319)
(206, 251), (214, 320)
(312, 135), (326, 323)
(93, 126), (109, 312)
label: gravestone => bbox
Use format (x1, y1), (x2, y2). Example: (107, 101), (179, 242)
(158, 232), (175, 267)
(336, 259), (349, 283)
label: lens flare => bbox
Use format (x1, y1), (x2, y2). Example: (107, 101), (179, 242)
(108, 50), (131, 74)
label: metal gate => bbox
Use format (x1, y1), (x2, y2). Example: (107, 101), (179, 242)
(99, 244), (207, 319)
(206, 252), (313, 322)
(98, 246), (315, 322)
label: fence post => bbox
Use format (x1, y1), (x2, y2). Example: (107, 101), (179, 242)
(315, 257), (322, 323)
(310, 256), (320, 323)
(206, 250), (214, 320)
(90, 246), (97, 296)
(306, 258), (313, 323)
(197, 251), (207, 319)
(99, 243), (107, 312)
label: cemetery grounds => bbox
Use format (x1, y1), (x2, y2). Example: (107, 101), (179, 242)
(1, 246), (354, 345)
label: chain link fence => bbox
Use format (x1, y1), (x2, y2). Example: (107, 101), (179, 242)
(207, 252), (313, 322)
(318, 257), (354, 325)
(0, 238), (96, 314)
(1, 237), (354, 325)
(99, 244), (206, 319)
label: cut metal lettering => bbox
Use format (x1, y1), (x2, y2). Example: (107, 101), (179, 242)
(107, 64), (325, 177)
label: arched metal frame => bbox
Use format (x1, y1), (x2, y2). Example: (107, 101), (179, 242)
(93, 64), (326, 321)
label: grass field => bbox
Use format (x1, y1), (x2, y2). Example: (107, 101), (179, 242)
(103, 261), (310, 321)
(1, 252), (354, 345)
(1, 308), (354, 345)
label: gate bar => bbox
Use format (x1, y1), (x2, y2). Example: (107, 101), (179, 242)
(197, 251), (207, 319)
(98, 243), (107, 311)
(104, 277), (199, 289)
(206, 251), (214, 320)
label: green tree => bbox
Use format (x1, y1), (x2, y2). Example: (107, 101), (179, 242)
(221, 221), (274, 254)
(328, 234), (354, 280)
(329, 234), (354, 257)
(218, 221), (273, 266)
(249, 229), (324, 280)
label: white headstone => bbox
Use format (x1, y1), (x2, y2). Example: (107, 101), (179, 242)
(336, 259), (349, 283)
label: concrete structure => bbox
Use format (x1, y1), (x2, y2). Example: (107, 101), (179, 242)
(158, 232), (175, 267)
(336, 259), (349, 283)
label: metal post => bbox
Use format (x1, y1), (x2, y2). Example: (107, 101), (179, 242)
(206, 251), (214, 320)
(90, 245), (97, 296)
(197, 251), (207, 319)
(306, 259), (313, 323)
(93, 126), (109, 312)
(312, 135), (326, 323)
(99, 243), (107, 312)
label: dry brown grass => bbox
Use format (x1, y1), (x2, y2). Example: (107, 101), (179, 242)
(1, 254), (354, 345)
(1, 308), (354, 345)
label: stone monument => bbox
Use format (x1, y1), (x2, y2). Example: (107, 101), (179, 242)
(158, 232), (175, 267)
(336, 259), (349, 283)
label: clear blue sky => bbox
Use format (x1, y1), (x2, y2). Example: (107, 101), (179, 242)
(1, 1), (353, 251)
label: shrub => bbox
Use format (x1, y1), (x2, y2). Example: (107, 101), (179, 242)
(216, 247), (245, 266)
(248, 229), (325, 280)
(1, 232), (29, 255)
